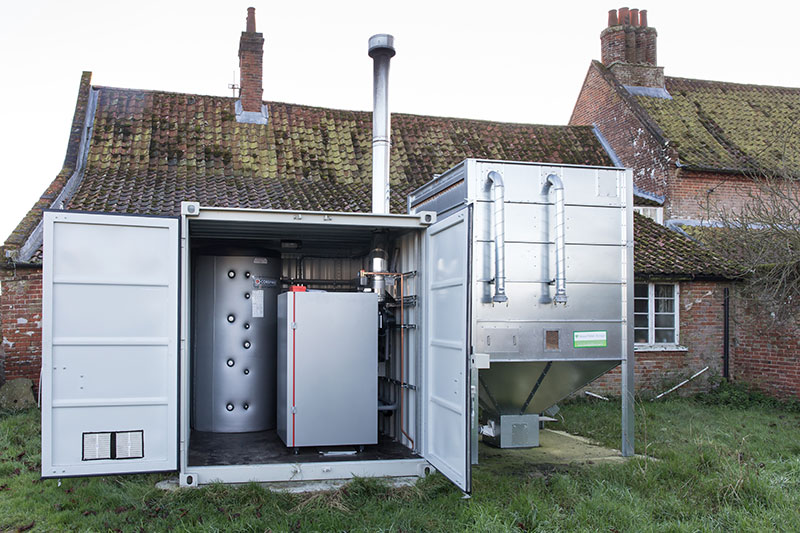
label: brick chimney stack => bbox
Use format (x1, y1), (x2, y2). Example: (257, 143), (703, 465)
(600, 7), (663, 88)
(238, 7), (264, 113)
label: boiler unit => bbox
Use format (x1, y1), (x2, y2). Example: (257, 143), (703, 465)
(277, 290), (378, 448)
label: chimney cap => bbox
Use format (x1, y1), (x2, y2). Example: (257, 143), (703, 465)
(368, 34), (396, 58)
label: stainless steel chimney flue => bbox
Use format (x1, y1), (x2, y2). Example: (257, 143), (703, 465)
(368, 34), (396, 214)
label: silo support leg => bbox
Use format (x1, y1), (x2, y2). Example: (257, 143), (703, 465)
(621, 357), (635, 457)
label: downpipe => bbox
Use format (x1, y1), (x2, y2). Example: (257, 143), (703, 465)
(487, 171), (508, 303)
(542, 174), (567, 304)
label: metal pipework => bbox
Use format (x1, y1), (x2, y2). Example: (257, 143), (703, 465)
(369, 231), (390, 301)
(487, 171), (508, 303)
(368, 34), (396, 214)
(542, 173), (567, 304)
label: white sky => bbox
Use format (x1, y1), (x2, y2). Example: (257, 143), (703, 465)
(2, 0), (800, 246)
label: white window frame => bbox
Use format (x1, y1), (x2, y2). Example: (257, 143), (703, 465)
(633, 206), (664, 224)
(634, 282), (685, 351)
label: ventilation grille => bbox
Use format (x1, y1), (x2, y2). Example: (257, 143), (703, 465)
(82, 430), (144, 461)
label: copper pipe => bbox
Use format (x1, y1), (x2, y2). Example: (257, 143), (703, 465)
(361, 270), (415, 448)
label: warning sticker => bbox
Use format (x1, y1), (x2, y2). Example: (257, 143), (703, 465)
(252, 290), (264, 318)
(573, 330), (607, 348)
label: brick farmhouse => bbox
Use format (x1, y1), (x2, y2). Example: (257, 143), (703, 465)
(2, 7), (794, 400)
(571, 8), (800, 398)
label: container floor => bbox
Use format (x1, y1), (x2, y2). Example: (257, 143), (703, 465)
(188, 429), (418, 466)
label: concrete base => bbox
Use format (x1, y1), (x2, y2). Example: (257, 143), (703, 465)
(480, 429), (630, 466)
(157, 475), (420, 493)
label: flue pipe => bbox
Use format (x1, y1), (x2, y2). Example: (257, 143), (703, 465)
(542, 174), (568, 304)
(487, 171), (508, 303)
(368, 34), (396, 214)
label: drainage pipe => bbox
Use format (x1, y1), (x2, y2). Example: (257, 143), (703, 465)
(653, 366), (710, 400)
(487, 171), (508, 303)
(542, 174), (568, 304)
(723, 287), (730, 379)
(368, 34), (396, 214)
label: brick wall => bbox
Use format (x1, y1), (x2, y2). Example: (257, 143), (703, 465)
(666, 169), (777, 221)
(732, 293), (800, 399)
(585, 280), (730, 396)
(1, 267), (43, 393)
(570, 62), (676, 197)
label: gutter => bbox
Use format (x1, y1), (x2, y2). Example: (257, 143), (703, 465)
(591, 126), (623, 168)
(15, 87), (99, 263)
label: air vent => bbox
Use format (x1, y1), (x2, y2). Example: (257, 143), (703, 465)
(115, 431), (144, 459)
(82, 432), (112, 461)
(82, 430), (144, 461)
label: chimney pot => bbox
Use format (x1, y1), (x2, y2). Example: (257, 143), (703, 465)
(619, 7), (630, 25)
(630, 8), (639, 26)
(608, 9), (618, 26)
(639, 9), (648, 27)
(246, 7), (256, 32)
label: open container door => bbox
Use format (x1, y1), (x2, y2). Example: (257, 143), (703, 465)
(41, 212), (179, 477)
(423, 209), (472, 493)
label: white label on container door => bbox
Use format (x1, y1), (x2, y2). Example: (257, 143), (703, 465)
(253, 257), (270, 264)
(252, 289), (264, 318)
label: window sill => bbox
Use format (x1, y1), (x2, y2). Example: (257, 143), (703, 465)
(634, 344), (688, 352)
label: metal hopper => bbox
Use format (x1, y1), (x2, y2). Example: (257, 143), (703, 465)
(410, 159), (634, 453)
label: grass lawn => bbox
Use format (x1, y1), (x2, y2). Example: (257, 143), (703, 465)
(1, 392), (799, 532)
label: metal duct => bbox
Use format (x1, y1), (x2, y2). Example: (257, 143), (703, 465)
(368, 34), (396, 214)
(487, 171), (508, 303)
(369, 230), (389, 301)
(542, 174), (568, 304)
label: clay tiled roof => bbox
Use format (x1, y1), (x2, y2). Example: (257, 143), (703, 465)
(3, 81), (614, 262)
(634, 77), (800, 175)
(633, 212), (739, 279)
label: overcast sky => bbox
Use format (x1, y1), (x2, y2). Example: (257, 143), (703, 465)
(2, 0), (800, 245)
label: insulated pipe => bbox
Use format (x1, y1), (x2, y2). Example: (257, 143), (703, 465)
(542, 174), (568, 304)
(487, 171), (508, 303)
(368, 34), (396, 214)
(369, 231), (389, 301)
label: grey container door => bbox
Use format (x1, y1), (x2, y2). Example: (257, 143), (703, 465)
(423, 209), (472, 493)
(41, 211), (179, 477)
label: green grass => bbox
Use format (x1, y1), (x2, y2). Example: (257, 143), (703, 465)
(2, 395), (800, 532)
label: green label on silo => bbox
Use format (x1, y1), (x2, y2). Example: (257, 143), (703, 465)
(573, 330), (607, 348)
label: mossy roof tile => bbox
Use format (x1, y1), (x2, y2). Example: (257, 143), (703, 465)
(633, 213), (738, 279)
(635, 77), (800, 175)
(46, 86), (613, 217)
